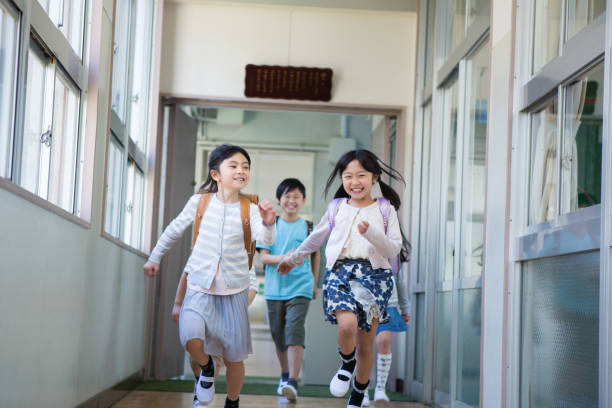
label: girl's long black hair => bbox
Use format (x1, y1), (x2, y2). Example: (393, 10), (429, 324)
(324, 149), (411, 262)
(198, 144), (251, 193)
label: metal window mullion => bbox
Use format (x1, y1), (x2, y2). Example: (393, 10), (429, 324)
(38, 56), (56, 200)
(128, 137), (146, 171)
(29, 0), (86, 90)
(124, 0), (137, 153)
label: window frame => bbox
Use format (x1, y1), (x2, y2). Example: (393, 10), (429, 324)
(1, 0), (91, 226)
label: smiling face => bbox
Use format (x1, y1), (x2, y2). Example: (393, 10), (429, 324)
(279, 188), (305, 218)
(211, 152), (250, 192)
(341, 159), (378, 203)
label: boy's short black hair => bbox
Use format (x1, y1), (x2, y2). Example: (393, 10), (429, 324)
(276, 178), (306, 201)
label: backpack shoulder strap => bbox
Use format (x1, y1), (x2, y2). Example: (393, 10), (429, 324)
(327, 198), (343, 232)
(239, 193), (259, 270)
(377, 197), (391, 234)
(192, 193), (213, 249)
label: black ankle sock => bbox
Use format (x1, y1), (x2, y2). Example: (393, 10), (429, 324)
(224, 397), (239, 408)
(338, 348), (356, 380)
(287, 378), (298, 389)
(200, 356), (214, 377)
(281, 371), (289, 381)
(348, 379), (369, 406)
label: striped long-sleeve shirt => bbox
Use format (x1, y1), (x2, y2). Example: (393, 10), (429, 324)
(149, 193), (276, 290)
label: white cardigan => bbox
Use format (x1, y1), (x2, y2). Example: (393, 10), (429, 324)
(284, 198), (402, 270)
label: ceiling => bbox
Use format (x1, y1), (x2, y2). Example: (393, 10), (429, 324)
(168, 0), (419, 12)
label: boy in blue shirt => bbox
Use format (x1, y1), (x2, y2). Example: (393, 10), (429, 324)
(256, 178), (320, 402)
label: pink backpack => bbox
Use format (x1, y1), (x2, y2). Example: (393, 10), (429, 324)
(327, 197), (401, 275)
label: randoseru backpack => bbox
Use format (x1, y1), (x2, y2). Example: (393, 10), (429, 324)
(192, 193), (259, 269)
(327, 197), (401, 275)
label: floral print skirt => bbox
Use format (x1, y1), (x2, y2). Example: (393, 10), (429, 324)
(322, 259), (394, 332)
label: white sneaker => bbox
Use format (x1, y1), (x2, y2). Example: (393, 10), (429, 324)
(195, 358), (215, 404)
(330, 368), (354, 397)
(276, 379), (287, 396)
(374, 388), (390, 402)
(281, 381), (298, 401)
(193, 381), (206, 407)
(362, 390), (371, 406)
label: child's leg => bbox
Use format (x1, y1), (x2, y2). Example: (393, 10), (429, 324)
(287, 345), (304, 379)
(189, 356), (201, 378)
(276, 350), (289, 374)
(185, 339), (210, 366)
(224, 359), (245, 401)
(376, 329), (391, 354)
(354, 318), (379, 384)
(374, 330), (393, 401)
(335, 310), (358, 354)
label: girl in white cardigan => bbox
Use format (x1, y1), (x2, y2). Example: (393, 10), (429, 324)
(278, 149), (408, 408)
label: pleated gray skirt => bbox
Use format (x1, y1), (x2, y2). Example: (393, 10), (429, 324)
(179, 288), (252, 362)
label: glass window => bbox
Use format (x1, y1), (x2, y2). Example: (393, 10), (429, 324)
(105, 136), (123, 238)
(561, 62), (603, 213)
(457, 288), (481, 405)
(441, 81), (459, 282)
(423, 0), (436, 85)
(415, 293), (426, 383)
(528, 98), (558, 225)
(566, 0), (605, 40)
(0, 2), (19, 178)
(111, 0), (133, 120)
(124, 160), (144, 248)
(21, 45), (54, 196)
(48, 71), (80, 212)
(532, 0), (562, 74)
(129, 0), (154, 150)
(418, 104), (432, 284)
(461, 43), (488, 277)
(447, 0), (467, 56)
(520, 251), (598, 408)
(434, 292), (452, 394)
(467, 0), (490, 29)
(36, 0), (86, 56)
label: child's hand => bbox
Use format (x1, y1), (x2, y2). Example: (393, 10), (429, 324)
(312, 287), (318, 300)
(171, 303), (181, 323)
(402, 313), (411, 324)
(248, 289), (257, 305)
(277, 260), (292, 275)
(258, 200), (276, 226)
(143, 261), (159, 277)
(357, 221), (370, 234)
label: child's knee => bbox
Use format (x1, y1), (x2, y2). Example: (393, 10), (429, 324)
(185, 338), (202, 352)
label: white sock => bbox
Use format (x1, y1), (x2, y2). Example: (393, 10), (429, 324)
(375, 353), (392, 391)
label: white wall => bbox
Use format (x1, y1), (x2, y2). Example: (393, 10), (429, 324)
(161, 2), (417, 106)
(0, 3), (149, 407)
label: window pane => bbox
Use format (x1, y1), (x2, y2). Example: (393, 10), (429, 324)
(104, 137), (124, 238)
(48, 71), (80, 212)
(441, 81), (459, 282)
(461, 43), (488, 278)
(434, 291), (452, 394)
(467, 0), (489, 29)
(447, 0), (466, 56)
(561, 63), (603, 213)
(0, 3), (19, 178)
(528, 98), (558, 225)
(456, 288), (481, 406)
(532, 0), (561, 74)
(111, 0), (133, 121)
(423, 0), (436, 85)
(37, 0), (85, 55)
(520, 251), (598, 408)
(414, 293), (426, 383)
(129, 0), (154, 150)
(566, 0), (605, 40)
(21, 48), (51, 195)
(418, 104), (432, 284)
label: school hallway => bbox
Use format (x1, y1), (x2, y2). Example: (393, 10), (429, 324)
(2, 0), (611, 408)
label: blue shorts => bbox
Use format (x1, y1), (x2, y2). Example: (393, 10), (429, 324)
(376, 306), (408, 334)
(322, 259), (394, 332)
